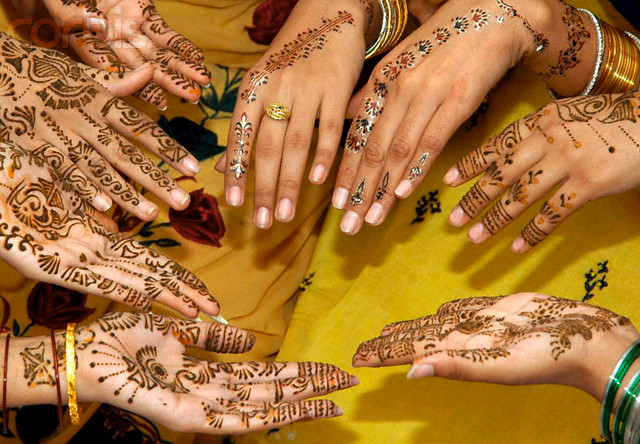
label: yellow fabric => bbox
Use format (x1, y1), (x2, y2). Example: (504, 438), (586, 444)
(236, 2), (640, 443)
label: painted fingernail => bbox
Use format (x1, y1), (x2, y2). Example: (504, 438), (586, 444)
(87, 17), (107, 32)
(227, 186), (243, 207)
(183, 157), (200, 174)
(171, 189), (191, 207)
(94, 195), (112, 212)
(512, 237), (525, 253)
(444, 167), (460, 185)
(213, 314), (229, 325)
(448, 206), (466, 227)
(394, 180), (412, 198)
(332, 187), (349, 210)
(255, 207), (271, 229)
(340, 210), (360, 234)
(276, 198), (293, 221)
(407, 364), (435, 379)
(311, 165), (326, 184)
(139, 201), (158, 217)
(365, 202), (384, 225)
(468, 223), (484, 242)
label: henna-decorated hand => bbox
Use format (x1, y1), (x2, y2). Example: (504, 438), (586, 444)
(0, 33), (201, 221)
(11, 0), (210, 109)
(353, 293), (639, 402)
(12, 312), (355, 433)
(0, 140), (219, 317)
(214, 0), (378, 229)
(445, 93), (640, 252)
(333, 0), (596, 235)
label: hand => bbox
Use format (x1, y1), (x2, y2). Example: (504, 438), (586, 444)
(0, 140), (219, 318)
(0, 33), (201, 221)
(445, 93), (640, 253)
(353, 293), (639, 402)
(15, 0), (210, 108)
(333, 0), (594, 235)
(216, 0), (375, 229)
(407, 0), (447, 23)
(71, 312), (354, 433)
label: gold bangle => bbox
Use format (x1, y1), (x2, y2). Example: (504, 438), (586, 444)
(365, 0), (408, 60)
(592, 21), (640, 94)
(65, 323), (80, 425)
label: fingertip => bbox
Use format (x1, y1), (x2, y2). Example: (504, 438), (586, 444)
(310, 164), (327, 184)
(182, 157), (201, 175)
(467, 223), (485, 243)
(394, 180), (412, 199)
(138, 201), (159, 221)
(226, 186), (244, 207)
(448, 206), (466, 227)
(443, 166), (460, 186)
(511, 236), (526, 253)
(407, 363), (435, 379)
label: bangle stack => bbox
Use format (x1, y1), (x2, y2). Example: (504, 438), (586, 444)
(365, 0), (408, 60)
(601, 340), (640, 443)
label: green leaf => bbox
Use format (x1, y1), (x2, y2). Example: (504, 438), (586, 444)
(12, 319), (19, 336)
(219, 87), (239, 113)
(201, 85), (220, 111)
(154, 238), (181, 248)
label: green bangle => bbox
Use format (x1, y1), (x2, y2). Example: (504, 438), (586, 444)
(601, 340), (640, 443)
(614, 369), (640, 443)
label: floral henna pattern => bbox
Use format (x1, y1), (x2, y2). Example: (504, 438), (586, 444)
(543, 7), (591, 78)
(240, 11), (356, 103)
(230, 113), (252, 179)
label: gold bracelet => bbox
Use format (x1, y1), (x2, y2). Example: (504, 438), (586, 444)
(365, 0), (408, 60)
(65, 323), (80, 425)
(591, 21), (640, 94)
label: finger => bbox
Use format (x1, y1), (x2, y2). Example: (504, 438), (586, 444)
(81, 62), (154, 97)
(140, 5), (206, 64)
(276, 100), (319, 222)
(408, 348), (513, 381)
(69, 32), (127, 77)
(201, 362), (342, 384)
(445, 109), (543, 187)
(352, 334), (419, 367)
(451, 131), (548, 226)
(48, 3), (108, 34)
(308, 92), (351, 186)
(173, 320), (256, 353)
(197, 399), (341, 434)
(30, 141), (112, 211)
(147, 48), (210, 87)
(333, 82), (386, 210)
(54, 266), (151, 311)
(133, 82), (168, 110)
(253, 110), (289, 229)
(69, 113), (191, 213)
(100, 97), (199, 176)
(106, 237), (220, 315)
(215, 152), (227, 173)
(380, 309), (484, 336)
(467, 164), (563, 244)
(512, 185), (584, 253)
(220, 371), (357, 403)
(340, 101), (409, 235)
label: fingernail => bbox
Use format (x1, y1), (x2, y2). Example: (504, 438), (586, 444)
(512, 237), (525, 253)
(394, 180), (412, 198)
(340, 210), (360, 234)
(468, 223), (484, 242)
(203, 83), (211, 89)
(227, 186), (243, 207)
(190, 99), (200, 105)
(332, 187), (349, 210)
(183, 157), (200, 174)
(276, 198), (293, 221)
(350, 375), (360, 385)
(87, 17), (107, 32)
(448, 206), (465, 227)
(311, 165), (326, 184)
(134, 61), (152, 72)
(195, 316), (203, 322)
(139, 201), (158, 217)
(213, 314), (229, 325)
(365, 202), (384, 225)
(407, 364), (435, 379)
(335, 406), (344, 416)
(255, 207), (271, 229)
(94, 195), (112, 212)
(444, 167), (460, 185)
(171, 188), (190, 207)
(159, 105), (168, 112)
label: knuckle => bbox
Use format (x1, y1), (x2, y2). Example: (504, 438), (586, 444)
(389, 137), (413, 160)
(253, 186), (274, 203)
(314, 147), (335, 163)
(362, 140), (386, 166)
(279, 177), (301, 193)
(419, 133), (444, 153)
(285, 130), (310, 150)
(321, 118), (342, 134)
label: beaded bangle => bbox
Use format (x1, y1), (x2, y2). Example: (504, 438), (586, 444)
(2, 335), (9, 435)
(578, 9), (603, 96)
(613, 368), (640, 443)
(365, 0), (408, 60)
(50, 331), (63, 427)
(65, 323), (80, 425)
(601, 340), (640, 443)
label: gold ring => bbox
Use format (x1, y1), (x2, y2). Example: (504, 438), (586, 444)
(265, 102), (291, 120)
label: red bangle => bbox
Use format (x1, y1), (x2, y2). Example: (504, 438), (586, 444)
(2, 334), (9, 435)
(49, 331), (63, 427)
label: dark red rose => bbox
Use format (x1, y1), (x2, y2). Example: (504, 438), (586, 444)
(27, 283), (95, 329)
(246, 0), (299, 45)
(169, 189), (226, 247)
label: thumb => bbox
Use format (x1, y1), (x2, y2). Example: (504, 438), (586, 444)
(408, 348), (511, 382)
(82, 62), (154, 97)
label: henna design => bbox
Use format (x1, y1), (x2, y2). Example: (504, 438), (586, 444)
(481, 200), (513, 234)
(350, 179), (366, 206)
(408, 152), (429, 182)
(133, 83), (165, 108)
(230, 113), (251, 179)
(459, 183), (491, 217)
(20, 341), (56, 387)
(543, 7), (591, 78)
(240, 11), (356, 103)
(496, 0), (549, 52)
(376, 171), (390, 200)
